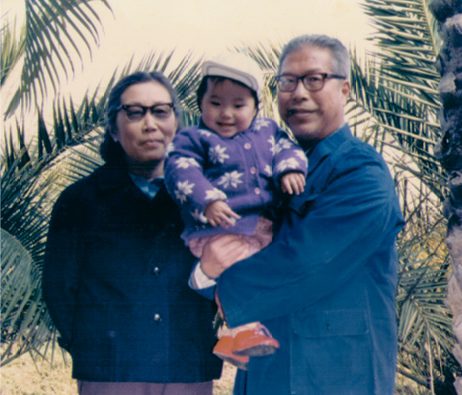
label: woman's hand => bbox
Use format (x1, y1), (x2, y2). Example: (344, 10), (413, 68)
(281, 172), (306, 195)
(200, 234), (250, 279)
(205, 200), (241, 227)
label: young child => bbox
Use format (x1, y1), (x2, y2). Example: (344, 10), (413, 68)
(165, 53), (307, 369)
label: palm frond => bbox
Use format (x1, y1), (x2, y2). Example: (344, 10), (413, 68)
(350, 51), (445, 202)
(4, 0), (112, 116)
(362, 0), (441, 105)
(0, 19), (25, 87)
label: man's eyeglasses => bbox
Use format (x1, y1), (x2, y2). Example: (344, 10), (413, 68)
(275, 73), (346, 92)
(118, 103), (174, 121)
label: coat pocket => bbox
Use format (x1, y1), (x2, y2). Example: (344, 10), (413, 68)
(292, 309), (369, 337)
(291, 309), (373, 394)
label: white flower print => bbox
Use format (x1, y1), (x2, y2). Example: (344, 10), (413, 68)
(295, 150), (308, 163)
(175, 157), (200, 169)
(254, 118), (271, 131)
(268, 136), (277, 155)
(198, 129), (212, 138)
(209, 145), (230, 164)
(276, 138), (294, 153)
(217, 171), (243, 189)
(175, 180), (195, 203)
(264, 165), (272, 176)
(269, 136), (296, 155)
(276, 158), (301, 172)
(191, 209), (208, 224)
(205, 188), (227, 201)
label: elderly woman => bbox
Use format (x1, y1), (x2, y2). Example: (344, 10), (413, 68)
(42, 71), (222, 395)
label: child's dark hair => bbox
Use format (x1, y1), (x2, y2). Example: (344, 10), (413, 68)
(196, 76), (259, 111)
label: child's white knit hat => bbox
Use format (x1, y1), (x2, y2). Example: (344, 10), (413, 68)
(201, 52), (263, 98)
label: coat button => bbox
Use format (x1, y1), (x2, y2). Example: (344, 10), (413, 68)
(254, 187), (261, 195)
(244, 143), (252, 150)
(250, 167), (257, 175)
(153, 266), (160, 275)
(153, 313), (162, 322)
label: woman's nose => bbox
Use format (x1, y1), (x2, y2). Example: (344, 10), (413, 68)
(143, 112), (158, 129)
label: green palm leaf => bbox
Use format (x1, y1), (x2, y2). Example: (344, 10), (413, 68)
(4, 0), (112, 116)
(0, 20), (25, 87)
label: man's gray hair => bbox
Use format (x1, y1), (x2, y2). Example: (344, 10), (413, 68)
(278, 34), (350, 79)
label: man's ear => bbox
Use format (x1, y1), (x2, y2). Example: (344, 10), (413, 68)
(340, 80), (351, 107)
(341, 80), (351, 98)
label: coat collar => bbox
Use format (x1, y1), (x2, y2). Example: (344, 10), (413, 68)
(94, 164), (132, 192)
(94, 164), (170, 202)
(305, 123), (353, 174)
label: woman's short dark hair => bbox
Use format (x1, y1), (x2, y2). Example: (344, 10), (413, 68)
(100, 71), (181, 165)
(196, 76), (259, 111)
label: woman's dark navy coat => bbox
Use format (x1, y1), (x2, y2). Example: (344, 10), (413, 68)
(42, 164), (222, 382)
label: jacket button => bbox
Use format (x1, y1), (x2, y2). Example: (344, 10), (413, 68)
(153, 313), (162, 322)
(153, 266), (160, 275)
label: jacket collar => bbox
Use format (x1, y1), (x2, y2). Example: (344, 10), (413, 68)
(94, 164), (132, 192)
(94, 164), (170, 202)
(305, 123), (353, 174)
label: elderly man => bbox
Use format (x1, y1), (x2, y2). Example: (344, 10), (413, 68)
(195, 34), (404, 395)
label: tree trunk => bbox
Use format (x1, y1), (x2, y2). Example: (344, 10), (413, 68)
(430, 0), (462, 393)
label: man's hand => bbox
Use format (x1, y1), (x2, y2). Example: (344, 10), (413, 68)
(281, 172), (306, 195)
(205, 200), (241, 227)
(200, 234), (251, 279)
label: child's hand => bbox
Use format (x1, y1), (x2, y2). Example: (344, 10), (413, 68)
(281, 172), (306, 195)
(205, 201), (241, 227)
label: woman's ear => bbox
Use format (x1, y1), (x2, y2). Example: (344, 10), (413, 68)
(110, 128), (119, 142)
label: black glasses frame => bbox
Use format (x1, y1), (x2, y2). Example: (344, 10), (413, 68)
(117, 103), (174, 121)
(275, 73), (346, 92)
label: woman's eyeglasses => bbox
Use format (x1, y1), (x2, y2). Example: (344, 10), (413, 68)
(118, 103), (174, 121)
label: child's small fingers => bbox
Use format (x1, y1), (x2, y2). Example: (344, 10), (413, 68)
(221, 206), (240, 219)
(288, 182), (295, 195)
(295, 176), (305, 193)
(222, 215), (237, 227)
(228, 210), (241, 220)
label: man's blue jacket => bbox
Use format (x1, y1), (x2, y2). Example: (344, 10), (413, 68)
(217, 124), (404, 395)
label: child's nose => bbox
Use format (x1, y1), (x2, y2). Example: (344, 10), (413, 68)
(220, 107), (232, 118)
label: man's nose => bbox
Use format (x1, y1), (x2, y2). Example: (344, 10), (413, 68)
(292, 79), (311, 98)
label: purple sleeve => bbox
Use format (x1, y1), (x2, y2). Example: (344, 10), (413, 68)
(165, 129), (227, 217)
(272, 128), (308, 183)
